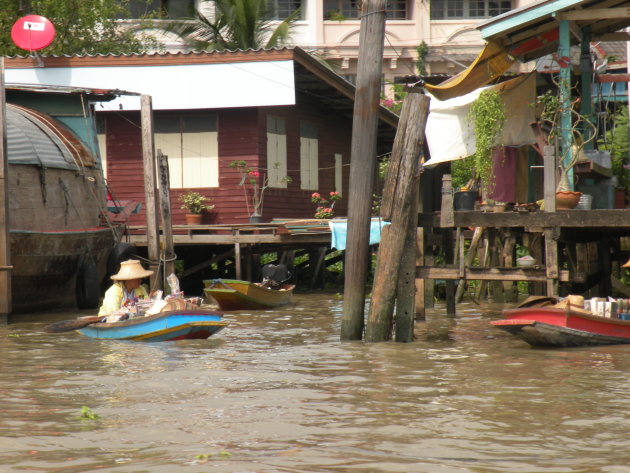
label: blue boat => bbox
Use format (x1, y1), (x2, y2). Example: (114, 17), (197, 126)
(77, 309), (228, 341)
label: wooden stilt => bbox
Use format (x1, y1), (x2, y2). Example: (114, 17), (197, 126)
(0, 58), (10, 322)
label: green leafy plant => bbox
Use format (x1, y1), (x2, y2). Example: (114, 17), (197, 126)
(416, 41), (429, 75)
(599, 105), (629, 195)
(468, 89), (506, 195)
(534, 82), (597, 192)
(179, 191), (213, 214)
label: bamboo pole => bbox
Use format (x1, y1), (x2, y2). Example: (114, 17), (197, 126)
(0, 58), (11, 322)
(141, 95), (161, 290)
(365, 91), (430, 342)
(341, 0), (387, 341)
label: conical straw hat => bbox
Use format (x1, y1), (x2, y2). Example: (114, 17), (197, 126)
(111, 259), (154, 280)
(622, 257), (630, 268)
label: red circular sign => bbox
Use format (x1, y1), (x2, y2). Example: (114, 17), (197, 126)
(11, 15), (56, 51)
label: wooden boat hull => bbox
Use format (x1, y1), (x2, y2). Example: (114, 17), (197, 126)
(492, 307), (630, 347)
(203, 279), (294, 310)
(77, 310), (228, 341)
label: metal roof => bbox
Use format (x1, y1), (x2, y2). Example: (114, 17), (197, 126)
(6, 104), (94, 170)
(478, 0), (630, 62)
(6, 83), (139, 102)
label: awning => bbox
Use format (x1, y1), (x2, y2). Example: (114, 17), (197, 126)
(424, 73), (536, 167)
(424, 41), (515, 101)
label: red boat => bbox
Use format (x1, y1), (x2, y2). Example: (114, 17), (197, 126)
(492, 305), (630, 347)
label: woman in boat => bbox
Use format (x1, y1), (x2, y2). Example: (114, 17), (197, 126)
(98, 259), (154, 321)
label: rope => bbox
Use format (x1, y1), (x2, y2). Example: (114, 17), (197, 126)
(59, 178), (96, 266)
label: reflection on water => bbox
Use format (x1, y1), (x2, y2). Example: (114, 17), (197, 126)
(2, 295), (630, 472)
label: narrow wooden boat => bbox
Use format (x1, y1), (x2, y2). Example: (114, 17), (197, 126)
(203, 279), (294, 310)
(492, 306), (630, 347)
(77, 309), (228, 341)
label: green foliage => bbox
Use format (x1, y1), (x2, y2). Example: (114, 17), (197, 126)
(179, 191), (213, 214)
(469, 89), (505, 194)
(451, 158), (476, 191)
(0, 0), (159, 56)
(163, 0), (299, 51)
(416, 41), (428, 75)
(326, 10), (346, 21)
(599, 106), (630, 194)
(380, 83), (407, 115)
(79, 406), (99, 420)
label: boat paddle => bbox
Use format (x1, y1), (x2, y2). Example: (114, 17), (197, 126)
(44, 316), (104, 333)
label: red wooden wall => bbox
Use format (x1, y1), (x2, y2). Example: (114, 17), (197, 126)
(102, 97), (353, 226)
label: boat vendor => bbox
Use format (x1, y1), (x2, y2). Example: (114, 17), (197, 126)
(98, 259), (154, 321)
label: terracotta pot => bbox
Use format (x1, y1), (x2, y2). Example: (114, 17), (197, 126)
(185, 213), (202, 225)
(556, 190), (582, 210)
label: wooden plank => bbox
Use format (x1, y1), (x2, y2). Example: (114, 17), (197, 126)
(556, 8), (630, 21)
(416, 266), (579, 283)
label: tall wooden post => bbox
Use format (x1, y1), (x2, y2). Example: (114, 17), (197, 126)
(141, 95), (161, 290)
(0, 58), (11, 322)
(157, 151), (175, 279)
(341, 0), (387, 341)
(365, 92), (430, 342)
(395, 177), (419, 342)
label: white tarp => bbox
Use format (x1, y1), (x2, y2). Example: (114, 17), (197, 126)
(424, 73), (537, 167)
(4, 60), (296, 111)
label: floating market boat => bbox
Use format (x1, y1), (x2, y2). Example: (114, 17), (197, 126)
(492, 303), (630, 347)
(72, 309), (228, 341)
(203, 279), (294, 310)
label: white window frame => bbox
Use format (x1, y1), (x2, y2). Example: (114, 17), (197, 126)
(154, 114), (219, 189)
(300, 121), (318, 190)
(334, 153), (343, 194)
(267, 115), (288, 188)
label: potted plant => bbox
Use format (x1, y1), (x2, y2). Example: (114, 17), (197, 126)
(229, 160), (291, 223)
(179, 191), (213, 225)
(535, 87), (597, 209)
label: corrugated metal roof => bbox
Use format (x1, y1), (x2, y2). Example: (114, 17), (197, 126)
(6, 104), (90, 170)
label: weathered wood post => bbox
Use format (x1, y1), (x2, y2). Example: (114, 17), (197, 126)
(395, 176), (419, 342)
(157, 151), (175, 279)
(365, 91), (430, 342)
(0, 58), (11, 322)
(141, 95), (161, 290)
(341, 0), (387, 341)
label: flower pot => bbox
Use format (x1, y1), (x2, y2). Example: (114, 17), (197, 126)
(556, 190), (582, 210)
(453, 191), (478, 211)
(185, 213), (202, 225)
(249, 214), (264, 224)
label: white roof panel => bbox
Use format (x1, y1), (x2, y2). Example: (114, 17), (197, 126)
(4, 60), (296, 111)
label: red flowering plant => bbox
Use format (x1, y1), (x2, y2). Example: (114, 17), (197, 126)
(311, 191), (342, 219)
(230, 160), (291, 217)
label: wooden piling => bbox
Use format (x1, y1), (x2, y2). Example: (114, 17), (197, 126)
(341, 0), (387, 341)
(157, 151), (175, 279)
(141, 95), (161, 290)
(365, 91), (430, 342)
(0, 58), (11, 322)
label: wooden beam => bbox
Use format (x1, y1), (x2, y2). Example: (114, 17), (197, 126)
(595, 32), (630, 42)
(416, 266), (580, 283)
(556, 8), (630, 21)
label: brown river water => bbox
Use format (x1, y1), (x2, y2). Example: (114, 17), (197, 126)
(2, 293), (630, 473)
